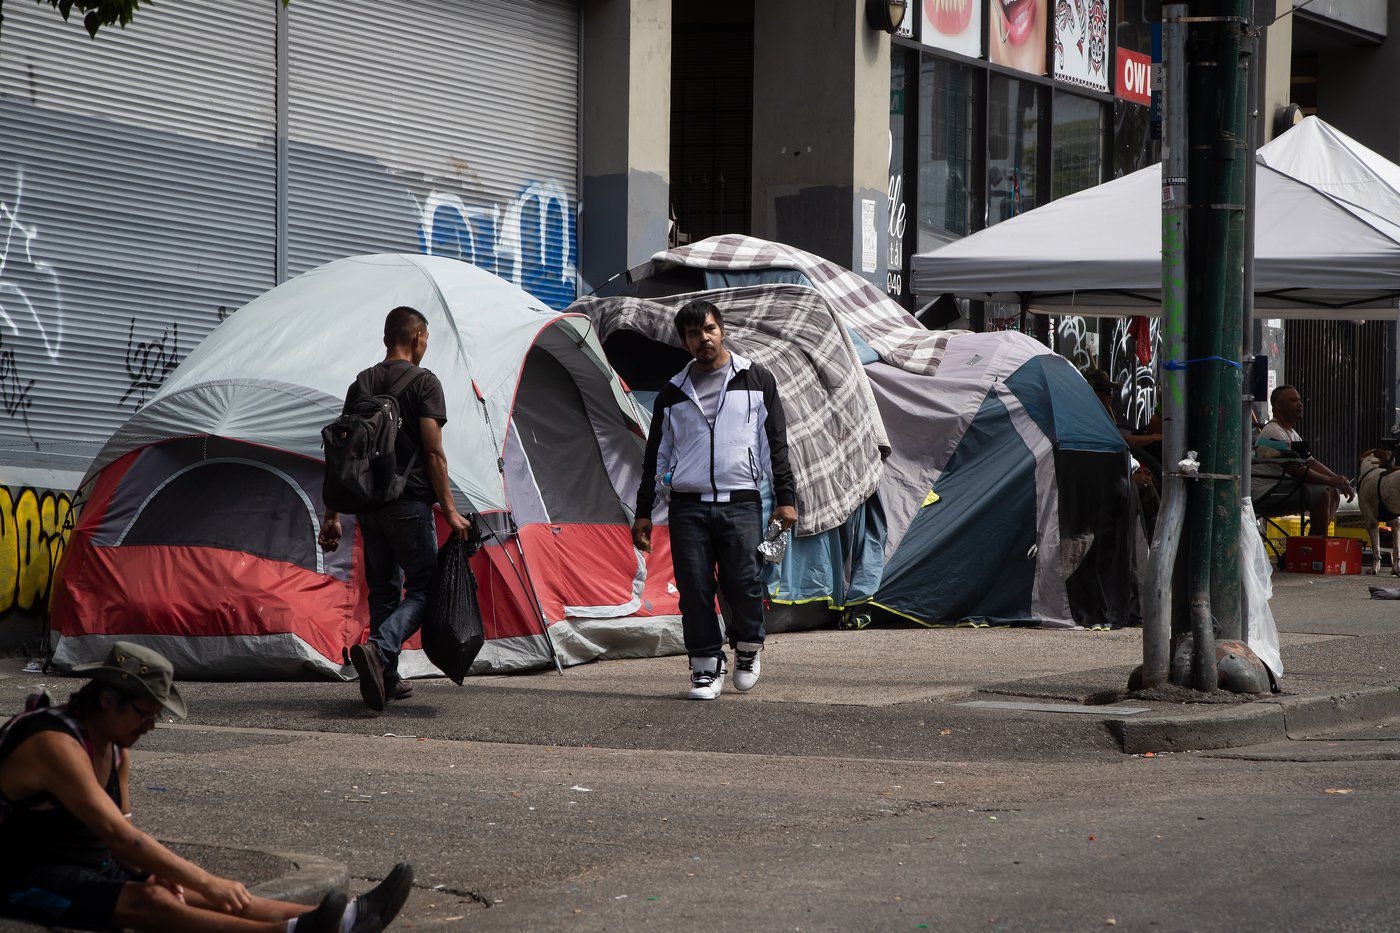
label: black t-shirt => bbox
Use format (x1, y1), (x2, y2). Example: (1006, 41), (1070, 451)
(0, 710), (121, 871)
(343, 360), (448, 503)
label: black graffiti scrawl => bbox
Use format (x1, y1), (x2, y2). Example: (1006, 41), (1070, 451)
(0, 331), (35, 439)
(121, 317), (179, 406)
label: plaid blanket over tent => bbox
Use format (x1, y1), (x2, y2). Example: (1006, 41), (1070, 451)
(647, 235), (971, 377)
(575, 284), (884, 536)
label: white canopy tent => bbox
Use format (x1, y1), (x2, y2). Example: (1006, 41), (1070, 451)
(910, 117), (1400, 321)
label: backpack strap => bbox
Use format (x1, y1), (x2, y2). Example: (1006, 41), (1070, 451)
(351, 364), (424, 405)
(383, 364), (425, 402)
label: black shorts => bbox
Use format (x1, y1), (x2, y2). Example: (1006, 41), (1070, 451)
(0, 860), (144, 930)
(1255, 478), (1318, 515)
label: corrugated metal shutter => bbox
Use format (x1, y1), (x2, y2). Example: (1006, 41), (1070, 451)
(286, 0), (580, 310)
(0, 1), (276, 470)
(1285, 320), (1396, 473)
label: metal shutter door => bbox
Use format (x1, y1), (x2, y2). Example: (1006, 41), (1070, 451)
(0, 1), (276, 468)
(287, 0), (580, 310)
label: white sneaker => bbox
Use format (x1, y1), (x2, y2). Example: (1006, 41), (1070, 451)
(688, 656), (726, 700)
(733, 648), (761, 692)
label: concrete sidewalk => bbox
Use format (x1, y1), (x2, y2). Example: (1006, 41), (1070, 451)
(2, 569), (1395, 758)
(450, 567), (1400, 754)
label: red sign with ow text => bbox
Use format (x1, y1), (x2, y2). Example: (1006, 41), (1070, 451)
(1116, 48), (1152, 105)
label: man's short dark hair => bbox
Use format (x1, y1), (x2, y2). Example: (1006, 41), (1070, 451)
(1271, 384), (1297, 408)
(385, 306), (428, 346)
(674, 299), (722, 339)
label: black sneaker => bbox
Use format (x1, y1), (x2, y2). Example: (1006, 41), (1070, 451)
(355, 862), (414, 929)
(293, 890), (348, 933)
(350, 643), (386, 712)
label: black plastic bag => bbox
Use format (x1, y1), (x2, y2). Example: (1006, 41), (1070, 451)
(421, 536), (485, 685)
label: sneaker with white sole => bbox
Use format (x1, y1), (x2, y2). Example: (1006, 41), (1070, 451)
(688, 656), (726, 700)
(733, 648), (761, 692)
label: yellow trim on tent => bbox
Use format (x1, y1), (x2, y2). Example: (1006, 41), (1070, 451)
(769, 596), (874, 611)
(867, 602), (994, 629)
(921, 489), (941, 507)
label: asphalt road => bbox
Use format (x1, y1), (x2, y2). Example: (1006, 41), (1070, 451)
(5, 574), (1398, 932)
(12, 669), (1387, 932)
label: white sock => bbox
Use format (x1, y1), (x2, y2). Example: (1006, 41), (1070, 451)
(285, 898), (357, 932)
(340, 900), (359, 933)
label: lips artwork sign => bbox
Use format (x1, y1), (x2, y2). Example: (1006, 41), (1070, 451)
(922, 0), (982, 58)
(1115, 47), (1152, 105)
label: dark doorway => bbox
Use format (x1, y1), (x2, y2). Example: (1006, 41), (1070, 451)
(671, 2), (754, 243)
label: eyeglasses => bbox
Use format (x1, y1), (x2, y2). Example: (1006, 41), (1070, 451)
(121, 698), (162, 724)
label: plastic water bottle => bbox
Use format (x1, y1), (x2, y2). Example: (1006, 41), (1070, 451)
(658, 471), (673, 501)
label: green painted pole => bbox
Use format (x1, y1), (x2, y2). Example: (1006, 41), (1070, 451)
(1210, 0), (1248, 643)
(1182, 0), (1249, 689)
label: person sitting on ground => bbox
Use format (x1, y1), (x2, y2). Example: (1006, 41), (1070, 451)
(0, 642), (412, 932)
(1252, 384), (1354, 532)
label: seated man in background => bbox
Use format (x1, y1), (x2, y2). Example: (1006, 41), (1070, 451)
(1253, 384), (1354, 532)
(0, 642), (411, 932)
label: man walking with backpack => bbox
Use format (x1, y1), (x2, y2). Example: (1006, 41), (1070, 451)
(631, 299), (798, 700)
(320, 306), (472, 712)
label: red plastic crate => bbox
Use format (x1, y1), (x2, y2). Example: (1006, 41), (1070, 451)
(1284, 536), (1362, 575)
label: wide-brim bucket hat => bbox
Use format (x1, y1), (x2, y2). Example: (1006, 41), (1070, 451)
(71, 641), (187, 719)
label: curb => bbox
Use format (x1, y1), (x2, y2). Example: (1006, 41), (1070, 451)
(1108, 685), (1400, 754)
(250, 850), (350, 905)
(0, 848), (346, 932)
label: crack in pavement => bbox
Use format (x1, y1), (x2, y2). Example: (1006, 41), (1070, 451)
(410, 882), (492, 908)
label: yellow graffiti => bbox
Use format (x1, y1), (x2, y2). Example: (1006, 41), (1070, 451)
(0, 486), (74, 619)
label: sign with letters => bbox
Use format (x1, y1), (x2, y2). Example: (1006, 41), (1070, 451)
(1116, 47), (1152, 105)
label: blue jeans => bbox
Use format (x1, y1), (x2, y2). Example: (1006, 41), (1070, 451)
(668, 497), (766, 661)
(358, 499), (437, 688)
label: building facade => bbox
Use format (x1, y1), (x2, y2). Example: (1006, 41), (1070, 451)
(1, 0), (1397, 642)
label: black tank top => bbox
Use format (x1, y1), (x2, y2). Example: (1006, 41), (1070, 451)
(0, 708), (123, 871)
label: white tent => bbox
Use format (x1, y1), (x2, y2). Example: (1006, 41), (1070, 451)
(910, 117), (1400, 320)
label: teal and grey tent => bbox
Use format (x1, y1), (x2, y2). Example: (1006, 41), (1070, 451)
(576, 235), (1139, 630)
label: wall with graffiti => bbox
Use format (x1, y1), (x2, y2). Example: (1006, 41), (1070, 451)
(0, 485), (73, 645)
(0, 0), (581, 637)
(1054, 313), (1160, 432)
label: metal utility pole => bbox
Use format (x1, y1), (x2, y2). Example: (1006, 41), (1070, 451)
(1143, 3), (1190, 691)
(1145, 0), (1251, 692)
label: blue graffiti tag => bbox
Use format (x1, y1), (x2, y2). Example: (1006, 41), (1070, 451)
(417, 182), (578, 311)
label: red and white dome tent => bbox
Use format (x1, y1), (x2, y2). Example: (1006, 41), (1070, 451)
(50, 254), (682, 679)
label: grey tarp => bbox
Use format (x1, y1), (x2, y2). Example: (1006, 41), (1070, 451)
(648, 234), (973, 375)
(910, 116), (1400, 318)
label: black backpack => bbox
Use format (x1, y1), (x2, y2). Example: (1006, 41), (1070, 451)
(322, 365), (425, 514)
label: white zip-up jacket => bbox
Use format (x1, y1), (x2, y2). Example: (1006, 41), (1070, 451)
(635, 351), (796, 519)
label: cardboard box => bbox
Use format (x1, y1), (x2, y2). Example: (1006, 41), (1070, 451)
(1284, 536), (1362, 575)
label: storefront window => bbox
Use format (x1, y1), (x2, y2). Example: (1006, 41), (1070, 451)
(917, 56), (979, 252)
(1116, 0), (1159, 56)
(889, 50), (909, 299)
(987, 75), (1043, 225)
(1112, 100), (1156, 177)
(1051, 92), (1103, 200)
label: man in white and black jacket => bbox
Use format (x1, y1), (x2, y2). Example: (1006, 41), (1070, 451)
(631, 299), (798, 700)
